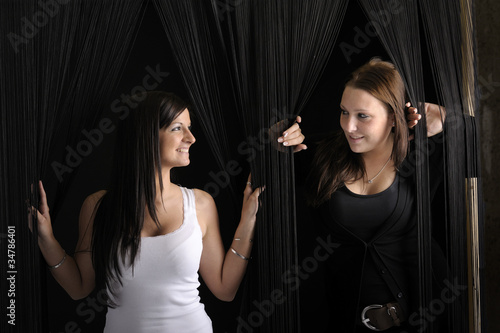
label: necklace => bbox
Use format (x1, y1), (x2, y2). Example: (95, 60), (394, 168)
(367, 156), (392, 184)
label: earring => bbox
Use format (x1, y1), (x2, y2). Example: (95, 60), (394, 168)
(392, 122), (395, 126)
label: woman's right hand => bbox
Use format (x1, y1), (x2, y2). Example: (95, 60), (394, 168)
(29, 181), (55, 244)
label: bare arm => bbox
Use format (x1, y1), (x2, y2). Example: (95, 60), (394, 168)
(197, 177), (262, 301)
(31, 181), (100, 300)
(407, 102), (446, 138)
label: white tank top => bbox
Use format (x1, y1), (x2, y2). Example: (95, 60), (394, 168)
(104, 187), (213, 333)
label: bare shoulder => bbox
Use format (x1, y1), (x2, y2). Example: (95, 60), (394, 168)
(75, 190), (107, 252)
(79, 190), (107, 229)
(81, 190), (107, 215)
(192, 189), (218, 236)
(192, 188), (216, 211)
(86, 190), (107, 203)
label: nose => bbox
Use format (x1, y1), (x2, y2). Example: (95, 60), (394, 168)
(183, 129), (196, 144)
(342, 115), (357, 133)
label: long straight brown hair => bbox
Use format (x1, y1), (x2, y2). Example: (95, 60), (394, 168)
(92, 91), (190, 305)
(307, 58), (408, 207)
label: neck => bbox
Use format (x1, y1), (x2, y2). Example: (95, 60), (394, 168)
(362, 149), (392, 168)
(361, 140), (394, 182)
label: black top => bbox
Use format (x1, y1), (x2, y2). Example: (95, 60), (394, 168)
(331, 176), (399, 242)
(295, 131), (447, 333)
(319, 169), (418, 330)
(330, 176), (400, 306)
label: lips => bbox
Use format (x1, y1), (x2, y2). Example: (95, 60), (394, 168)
(348, 135), (364, 143)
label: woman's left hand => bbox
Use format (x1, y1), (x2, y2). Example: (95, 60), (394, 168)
(276, 116), (307, 152)
(240, 174), (264, 224)
(407, 102), (446, 138)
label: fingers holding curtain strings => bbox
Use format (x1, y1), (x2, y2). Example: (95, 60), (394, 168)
(406, 101), (421, 130)
(242, 174), (265, 222)
(277, 116), (307, 152)
(406, 101), (446, 139)
(28, 181), (54, 242)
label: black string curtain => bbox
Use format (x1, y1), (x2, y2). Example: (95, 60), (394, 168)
(357, 0), (434, 329)
(152, 0), (234, 194)
(359, 0), (483, 332)
(153, 0), (348, 331)
(418, 0), (468, 331)
(0, 1), (145, 332)
(153, 1), (484, 331)
(0, 1), (484, 332)
(419, 0), (484, 331)
(212, 1), (349, 332)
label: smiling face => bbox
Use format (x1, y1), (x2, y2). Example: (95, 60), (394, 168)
(340, 86), (394, 156)
(159, 109), (196, 168)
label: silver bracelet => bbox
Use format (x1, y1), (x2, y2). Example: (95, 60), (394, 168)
(234, 238), (253, 243)
(49, 250), (66, 269)
(230, 248), (249, 261)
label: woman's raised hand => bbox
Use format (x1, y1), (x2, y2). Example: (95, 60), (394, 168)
(407, 102), (446, 139)
(240, 174), (264, 224)
(28, 181), (55, 244)
(277, 116), (307, 152)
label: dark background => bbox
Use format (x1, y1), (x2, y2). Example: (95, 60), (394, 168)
(41, 1), (455, 332)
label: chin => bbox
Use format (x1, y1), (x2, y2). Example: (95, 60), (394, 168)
(347, 143), (362, 153)
(164, 158), (191, 168)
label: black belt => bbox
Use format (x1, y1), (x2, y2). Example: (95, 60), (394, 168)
(360, 302), (404, 331)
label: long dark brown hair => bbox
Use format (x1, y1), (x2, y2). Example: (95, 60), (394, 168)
(307, 58), (408, 207)
(91, 91), (190, 305)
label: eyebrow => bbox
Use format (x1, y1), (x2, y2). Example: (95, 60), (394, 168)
(170, 122), (192, 127)
(340, 104), (369, 112)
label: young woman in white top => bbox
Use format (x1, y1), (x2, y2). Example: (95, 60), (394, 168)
(31, 91), (306, 332)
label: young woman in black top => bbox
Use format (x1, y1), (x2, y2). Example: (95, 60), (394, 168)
(301, 58), (446, 332)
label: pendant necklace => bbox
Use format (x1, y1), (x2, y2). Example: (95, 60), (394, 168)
(367, 156), (392, 184)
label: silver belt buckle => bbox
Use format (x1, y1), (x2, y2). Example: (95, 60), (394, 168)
(361, 304), (383, 331)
